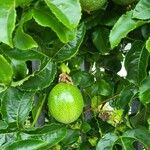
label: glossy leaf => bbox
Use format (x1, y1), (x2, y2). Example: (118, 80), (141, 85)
(0, 46), (47, 61)
(11, 59), (27, 81)
(53, 23), (86, 62)
(32, 7), (76, 43)
(71, 71), (94, 88)
(96, 133), (118, 150)
(86, 79), (113, 97)
(1, 87), (35, 126)
(62, 129), (80, 145)
(97, 129), (150, 150)
(44, 0), (81, 29)
(14, 26), (38, 50)
(146, 37), (150, 52)
(117, 137), (135, 150)
(133, 0), (150, 20)
(139, 76), (150, 104)
(20, 124), (67, 149)
(0, 1), (16, 47)
(19, 61), (56, 91)
(123, 129), (150, 149)
(98, 79), (113, 96)
(13, 11), (38, 50)
(116, 85), (136, 109)
(130, 106), (150, 128)
(110, 11), (145, 49)
(125, 41), (149, 85)
(92, 27), (110, 54)
(0, 55), (13, 84)
(3, 139), (45, 150)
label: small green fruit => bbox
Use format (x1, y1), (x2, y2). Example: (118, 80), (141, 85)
(48, 83), (84, 124)
(80, 0), (107, 12)
(112, 0), (137, 5)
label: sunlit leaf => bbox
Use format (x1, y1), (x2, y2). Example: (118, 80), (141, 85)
(32, 7), (76, 43)
(110, 11), (145, 48)
(0, 55), (13, 84)
(0, 0), (16, 47)
(44, 0), (81, 29)
(146, 37), (150, 52)
(133, 0), (150, 20)
(13, 11), (38, 50)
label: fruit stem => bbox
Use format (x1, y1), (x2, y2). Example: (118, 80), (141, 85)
(58, 73), (73, 84)
(31, 94), (46, 127)
(60, 63), (70, 74)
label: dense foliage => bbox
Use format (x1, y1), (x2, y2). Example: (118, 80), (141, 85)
(0, 0), (150, 149)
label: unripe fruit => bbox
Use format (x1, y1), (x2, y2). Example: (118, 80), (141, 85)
(80, 0), (107, 12)
(48, 83), (84, 124)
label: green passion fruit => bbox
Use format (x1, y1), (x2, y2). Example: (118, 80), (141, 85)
(80, 0), (107, 12)
(48, 83), (84, 124)
(112, 0), (137, 5)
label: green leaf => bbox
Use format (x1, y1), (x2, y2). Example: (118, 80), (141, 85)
(1, 87), (35, 126)
(11, 59), (27, 81)
(71, 71), (94, 88)
(87, 79), (113, 97)
(133, 0), (150, 20)
(53, 23), (86, 62)
(123, 129), (150, 149)
(96, 133), (118, 150)
(0, 120), (8, 130)
(3, 139), (45, 150)
(62, 129), (80, 145)
(0, 1), (16, 47)
(81, 122), (91, 133)
(125, 41), (149, 85)
(15, 0), (32, 7)
(0, 55), (13, 84)
(13, 11), (38, 50)
(98, 79), (113, 96)
(117, 137), (135, 150)
(44, 0), (81, 29)
(141, 24), (150, 39)
(109, 11), (145, 49)
(32, 7), (76, 43)
(20, 124), (67, 149)
(139, 76), (150, 104)
(116, 85), (136, 109)
(14, 26), (38, 50)
(97, 129), (150, 150)
(18, 61), (56, 91)
(146, 37), (150, 52)
(92, 27), (110, 54)
(0, 132), (17, 148)
(0, 46), (47, 61)
(130, 106), (150, 128)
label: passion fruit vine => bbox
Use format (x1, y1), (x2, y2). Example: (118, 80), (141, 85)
(48, 82), (84, 124)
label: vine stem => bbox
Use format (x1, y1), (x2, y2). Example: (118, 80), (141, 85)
(31, 94), (47, 127)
